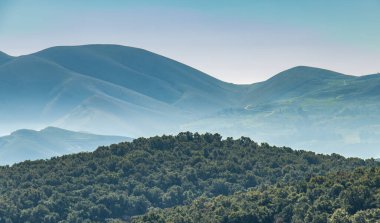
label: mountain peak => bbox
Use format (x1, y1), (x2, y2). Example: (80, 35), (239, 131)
(28, 44), (235, 106)
(33, 44), (153, 59)
(268, 66), (351, 82)
(243, 65), (356, 105)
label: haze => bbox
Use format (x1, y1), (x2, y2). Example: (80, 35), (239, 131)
(0, 0), (379, 84)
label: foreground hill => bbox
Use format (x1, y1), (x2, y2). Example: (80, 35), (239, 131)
(0, 127), (131, 165)
(0, 133), (377, 222)
(1, 44), (380, 157)
(136, 168), (380, 223)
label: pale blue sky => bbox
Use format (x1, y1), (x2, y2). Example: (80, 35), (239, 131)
(0, 0), (379, 83)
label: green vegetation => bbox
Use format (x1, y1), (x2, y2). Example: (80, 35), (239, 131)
(0, 133), (378, 222)
(136, 168), (380, 223)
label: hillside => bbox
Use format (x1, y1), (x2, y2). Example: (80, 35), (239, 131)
(0, 127), (131, 165)
(0, 133), (378, 222)
(1, 44), (380, 157)
(136, 168), (380, 223)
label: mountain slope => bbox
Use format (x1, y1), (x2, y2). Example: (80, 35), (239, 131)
(0, 44), (245, 137)
(33, 45), (243, 110)
(0, 58), (182, 135)
(243, 66), (354, 106)
(0, 51), (12, 65)
(0, 127), (131, 165)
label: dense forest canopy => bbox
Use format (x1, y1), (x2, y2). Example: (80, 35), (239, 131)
(135, 168), (380, 223)
(0, 132), (378, 222)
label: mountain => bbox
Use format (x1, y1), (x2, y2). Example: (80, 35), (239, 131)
(0, 127), (131, 165)
(184, 67), (380, 158)
(0, 133), (378, 222)
(0, 51), (13, 65)
(243, 66), (354, 105)
(1, 44), (380, 158)
(0, 44), (244, 137)
(33, 45), (241, 108)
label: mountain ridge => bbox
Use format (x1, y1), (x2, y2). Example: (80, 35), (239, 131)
(2, 44), (357, 85)
(1, 44), (380, 158)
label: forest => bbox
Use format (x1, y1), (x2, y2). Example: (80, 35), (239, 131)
(136, 168), (380, 223)
(0, 132), (379, 222)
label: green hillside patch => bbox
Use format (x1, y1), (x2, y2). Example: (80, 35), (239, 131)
(135, 168), (380, 223)
(0, 133), (378, 222)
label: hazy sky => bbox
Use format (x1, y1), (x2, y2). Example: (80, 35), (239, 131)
(0, 0), (379, 83)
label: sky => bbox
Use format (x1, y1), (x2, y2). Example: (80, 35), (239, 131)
(0, 0), (379, 84)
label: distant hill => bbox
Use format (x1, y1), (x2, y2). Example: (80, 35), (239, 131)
(1, 44), (380, 158)
(0, 127), (131, 165)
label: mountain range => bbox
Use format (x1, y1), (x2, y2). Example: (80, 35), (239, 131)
(0, 127), (131, 165)
(1, 44), (379, 158)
